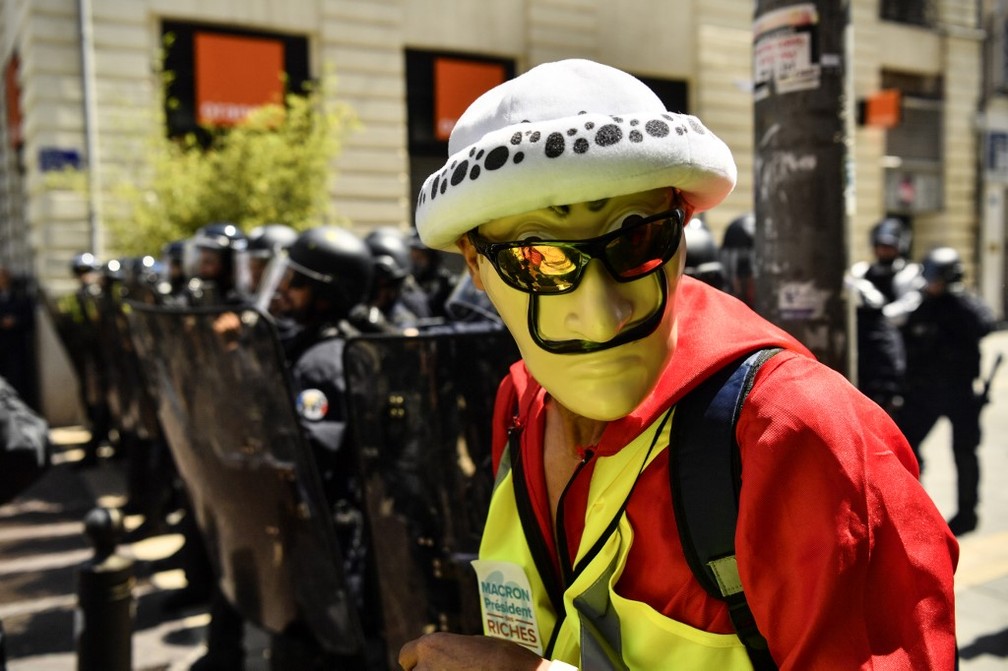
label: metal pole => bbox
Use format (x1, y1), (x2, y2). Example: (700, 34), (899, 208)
(753, 0), (851, 374)
(78, 0), (102, 256)
(76, 507), (134, 671)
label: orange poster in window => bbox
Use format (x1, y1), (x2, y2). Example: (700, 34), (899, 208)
(865, 89), (902, 128)
(435, 58), (507, 141)
(195, 32), (285, 126)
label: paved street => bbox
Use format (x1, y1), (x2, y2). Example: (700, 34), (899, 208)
(1, 329), (1006, 670)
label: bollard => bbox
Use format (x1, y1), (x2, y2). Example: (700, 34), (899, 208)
(76, 506), (134, 671)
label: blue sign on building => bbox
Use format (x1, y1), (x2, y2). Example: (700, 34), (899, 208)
(38, 147), (82, 172)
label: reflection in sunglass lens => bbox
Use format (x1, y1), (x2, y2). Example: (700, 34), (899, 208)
(497, 245), (577, 293)
(606, 218), (675, 278)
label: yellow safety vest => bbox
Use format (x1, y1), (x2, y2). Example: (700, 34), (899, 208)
(479, 409), (754, 671)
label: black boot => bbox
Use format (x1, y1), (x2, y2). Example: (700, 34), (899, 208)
(947, 510), (978, 536)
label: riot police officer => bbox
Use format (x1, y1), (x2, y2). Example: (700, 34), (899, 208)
(845, 218), (924, 415)
(898, 246), (996, 535)
(157, 239), (188, 304)
(407, 229), (458, 320)
(363, 227), (428, 329)
(160, 225), (250, 621)
(68, 252), (111, 467)
(238, 223), (299, 299)
(183, 222), (248, 306)
(720, 211), (756, 307)
(267, 225), (381, 668)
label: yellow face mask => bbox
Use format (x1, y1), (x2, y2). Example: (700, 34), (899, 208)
(459, 188), (688, 421)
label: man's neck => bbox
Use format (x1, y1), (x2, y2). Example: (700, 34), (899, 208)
(549, 397), (607, 454)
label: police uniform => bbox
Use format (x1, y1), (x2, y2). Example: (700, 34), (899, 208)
(846, 256), (922, 413)
(898, 285), (996, 530)
(277, 320), (379, 669)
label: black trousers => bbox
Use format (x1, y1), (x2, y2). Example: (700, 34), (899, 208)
(898, 383), (982, 514)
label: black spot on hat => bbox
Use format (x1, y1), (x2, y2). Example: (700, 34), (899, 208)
(485, 146), (509, 170)
(469, 147), (476, 157)
(567, 128), (577, 136)
(675, 126), (686, 136)
(645, 120), (670, 138)
(630, 119), (639, 126)
(451, 161), (468, 185)
(585, 121), (595, 130)
(545, 132), (565, 158)
(530, 131), (541, 143)
(476, 149), (485, 160)
(430, 175), (439, 199)
(514, 152), (524, 164)
(687, 118), (707, 134)
(573, 138), (589, 154)
(510, 132), (522, 145)
(629, 130), (643, 143)
(470, 165), (481, 180)
(611, 116), (623, 123)
(440, 179), (447, 195)
(595, 124), (622, 147)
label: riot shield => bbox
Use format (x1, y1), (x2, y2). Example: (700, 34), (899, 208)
(343, 328), (520, 667)
(125, 302), (365, 656)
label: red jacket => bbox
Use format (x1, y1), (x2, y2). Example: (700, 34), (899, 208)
(491, 277), (958, 669)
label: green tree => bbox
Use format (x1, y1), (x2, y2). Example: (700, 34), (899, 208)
(109, 78), (358, 256)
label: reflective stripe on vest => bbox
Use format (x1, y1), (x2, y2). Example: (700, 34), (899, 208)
(481, 410), (754, 670)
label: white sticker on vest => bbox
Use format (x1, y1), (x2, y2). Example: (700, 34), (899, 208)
(471, 560), (543, 656)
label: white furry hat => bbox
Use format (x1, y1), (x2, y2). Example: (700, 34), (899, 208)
(415, 59), (737, 251)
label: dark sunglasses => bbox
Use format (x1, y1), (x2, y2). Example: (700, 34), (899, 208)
(468, 208), (686, 295)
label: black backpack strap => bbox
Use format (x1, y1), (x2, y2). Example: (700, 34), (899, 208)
(669, 348), (782, 671)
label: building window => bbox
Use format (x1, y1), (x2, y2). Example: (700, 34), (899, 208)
(405, 49), (515, 156)
(882, 71), (944, 215)
(880, 0), (938, 28)
(405, 49), (515, 228)
(161, 21), (310, 141)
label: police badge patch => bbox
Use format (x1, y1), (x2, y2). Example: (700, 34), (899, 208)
(296, 388), (329, 421)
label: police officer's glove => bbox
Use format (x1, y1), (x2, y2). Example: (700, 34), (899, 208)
(348, 304), (398, 334)
(845, 276), (886, 309)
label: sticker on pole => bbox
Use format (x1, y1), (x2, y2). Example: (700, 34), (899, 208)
(471, 560), (543, 655)
(753, 3), (822, 97)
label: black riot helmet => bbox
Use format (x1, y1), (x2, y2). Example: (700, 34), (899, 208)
(921, 246), (964, 285)
(184, 221), (248, 296)
(283, 226), (374, 318)
(721, 212), (756, 306)
(683, 219), (727, 291)
(161, 240), (185, 264)
(870, 217), (911, 257)
(364, 227), (412, 282)
(722, 212), (755, 250)
(191, 221), (248, 256)
(185, 221), (248, 285)
(71, 252), (101, 277)
(239, 224), (299, 295)
(684, 219), (719, 268)
(247, 223), (299, 256)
